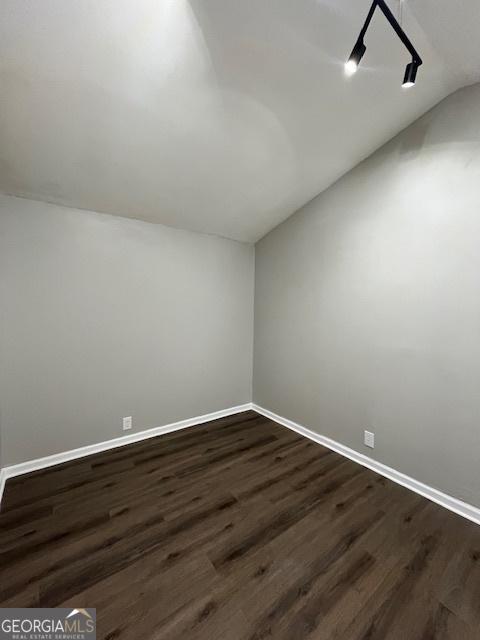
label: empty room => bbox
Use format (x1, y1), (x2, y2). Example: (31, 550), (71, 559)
(1, 1), (480, 638)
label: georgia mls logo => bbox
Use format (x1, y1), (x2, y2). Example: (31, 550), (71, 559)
(0, 608), (96, 640)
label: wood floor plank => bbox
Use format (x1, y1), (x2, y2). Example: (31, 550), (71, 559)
(1, 409), (479, 640)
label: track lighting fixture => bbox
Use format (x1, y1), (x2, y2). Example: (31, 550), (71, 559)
(402, 60), (419, 87)
(345, 0), (422, 87)
(345, 40), (366, 75)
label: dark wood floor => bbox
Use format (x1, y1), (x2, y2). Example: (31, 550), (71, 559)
(1, 411), (480, 639)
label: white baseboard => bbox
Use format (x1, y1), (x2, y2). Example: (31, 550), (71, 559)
(0, 403), (252, 507)
(0, 468), (6, 510)
(252, 403), (480, 527)
(3, 401), (479, 528)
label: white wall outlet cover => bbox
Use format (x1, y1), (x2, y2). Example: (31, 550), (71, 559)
(123, 416), (133, 431)
(364, 430), (375, 448)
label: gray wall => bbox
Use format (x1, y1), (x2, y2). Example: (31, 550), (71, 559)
(0, 194), (254, 465)
(254, 83), (480, 508)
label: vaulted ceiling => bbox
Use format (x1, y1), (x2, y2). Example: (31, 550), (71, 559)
(0, 1), (478, 241)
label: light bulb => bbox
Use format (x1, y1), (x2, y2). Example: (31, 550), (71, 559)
(345, 60), (358, 75)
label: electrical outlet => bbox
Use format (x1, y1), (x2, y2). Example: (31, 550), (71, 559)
(123, 416), (132, 431)
(364, 430), (375, 448)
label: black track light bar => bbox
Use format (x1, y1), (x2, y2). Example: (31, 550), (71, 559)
(346, 0), (423, 85)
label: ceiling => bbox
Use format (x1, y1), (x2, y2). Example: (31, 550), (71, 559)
(0, 0), (478, 242)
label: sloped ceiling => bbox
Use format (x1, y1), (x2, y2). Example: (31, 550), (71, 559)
(0, 0), (478, 241)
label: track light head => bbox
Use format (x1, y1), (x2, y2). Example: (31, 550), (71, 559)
(345, 40), (366, 75)
(402, 60), (419, 88)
